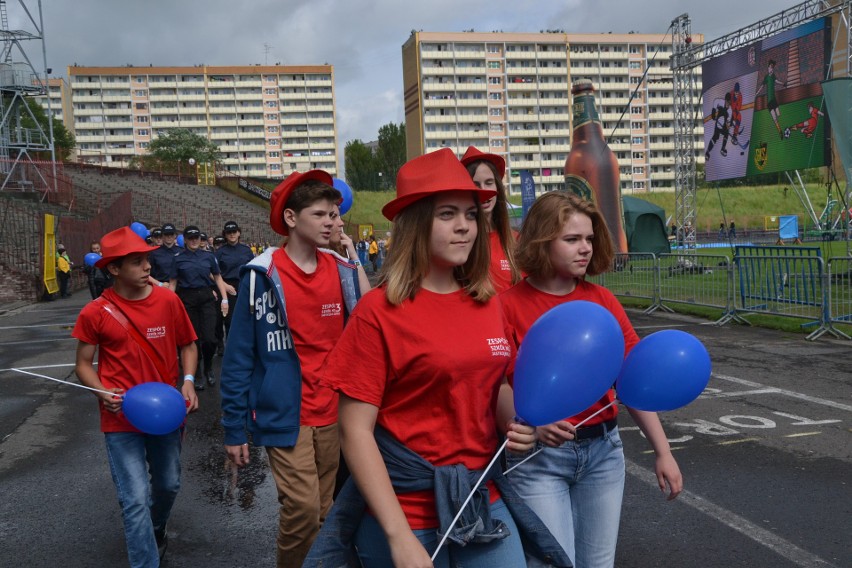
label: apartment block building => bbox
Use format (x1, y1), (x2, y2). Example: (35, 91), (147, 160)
(402, 31), (704, 194)
(67, 65), (338, 178)
(32, 77), (73, 128)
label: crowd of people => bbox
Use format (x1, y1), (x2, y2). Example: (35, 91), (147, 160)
(71, 146), (682, 568)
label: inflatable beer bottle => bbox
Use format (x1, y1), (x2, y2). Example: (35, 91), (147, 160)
(564, 78), (628, 253)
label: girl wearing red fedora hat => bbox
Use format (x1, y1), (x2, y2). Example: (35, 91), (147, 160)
(461, 146), (521, 294)
(311, 149), (570, 568)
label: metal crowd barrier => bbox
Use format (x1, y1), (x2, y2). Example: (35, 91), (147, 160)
(826, 257), (852, 340)
(592, 248), (851, 342)
(591, 253), (657, 312)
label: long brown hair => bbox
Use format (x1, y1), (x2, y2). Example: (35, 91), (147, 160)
(465, 160), (521, 286)
(379, 193), (495, 305)
(516, 191), (615, 279)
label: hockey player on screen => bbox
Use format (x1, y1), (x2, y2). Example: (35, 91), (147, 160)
(729, 82), (743, 146)
(705, 92), (731, 160)
(785, 101), (824, 139)
(755, 59), (787, 139)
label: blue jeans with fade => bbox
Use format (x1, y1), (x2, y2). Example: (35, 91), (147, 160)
(353, 498), (526, 568)
(505, 426), (625, 568)
(104, 430), (183, 568)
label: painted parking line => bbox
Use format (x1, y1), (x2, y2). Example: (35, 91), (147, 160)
(784, 432), (822, 438)
(625, 460), (839, 568)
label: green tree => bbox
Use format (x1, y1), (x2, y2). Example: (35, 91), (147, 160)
(146, 128), (221, 167)
(344, 139), (379, 191)
(17, 97), (76, 161)
(375, 122), (406, 187)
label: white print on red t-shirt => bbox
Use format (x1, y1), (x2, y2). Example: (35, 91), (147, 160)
(146, 326), (166, 339)
(321, 303), (342, 318)
(486, 337), (511, 357)
(267, 328), (293, 352)
(500, 259), (510, 272)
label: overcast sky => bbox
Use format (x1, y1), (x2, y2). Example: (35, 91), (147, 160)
(13, 0), (787, 145)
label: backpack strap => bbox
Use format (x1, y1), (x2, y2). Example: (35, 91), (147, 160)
(95, 297), (171, 381)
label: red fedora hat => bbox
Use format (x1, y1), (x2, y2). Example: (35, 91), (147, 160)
(382, 148), (496, 221)
(269, 169), (335, 235)
(460, 146), (506, 179)
(95, 226), (159, 268)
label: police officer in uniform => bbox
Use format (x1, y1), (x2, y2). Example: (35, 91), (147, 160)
(169, 225), (232, 390)
(149, 223), (182, 285)
(215, 221), (255, 342)
(150, 227), (163, 247)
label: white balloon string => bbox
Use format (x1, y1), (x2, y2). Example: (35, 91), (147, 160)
(431, 437), (509, 561)
(504, 399), (619, 476)
(11, 368), (123, 398)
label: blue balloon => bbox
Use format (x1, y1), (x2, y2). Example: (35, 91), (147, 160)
(84, 252), (101, 267)
(616, 330), (711, 412)
(333, 178), (354, 216)
(130, 222), (149, 240)
(514, 300), (625, 426)
(122, 382), (187, 435)
(176, 234), (185, 247)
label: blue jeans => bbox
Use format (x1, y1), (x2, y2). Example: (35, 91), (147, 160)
(506, 426), (625, 568)
(104, 430), (183, 568)
(354, 498), (526, 568)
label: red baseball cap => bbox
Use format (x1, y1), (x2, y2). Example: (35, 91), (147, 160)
(460, 146), (506, 179)
(269, 169), (335, 235)
(95, 226), (159, 268)
(382, 148), (496, 221)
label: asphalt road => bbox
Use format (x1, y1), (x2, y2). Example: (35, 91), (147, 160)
(1, 293), (849, 567)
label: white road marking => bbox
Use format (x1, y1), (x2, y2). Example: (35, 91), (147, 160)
(626, 460), (839, 567)
(0, 363), (78, 374)
(712, 374), (852, 413)
(0, 322), (75, 330)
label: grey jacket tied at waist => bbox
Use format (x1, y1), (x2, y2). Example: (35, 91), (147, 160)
(302, 426), (572, 567)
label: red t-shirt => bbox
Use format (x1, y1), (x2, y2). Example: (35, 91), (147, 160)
(500, 278), (639, 426)
(489, 230), (516, 294)
(72, 286), (197, 432)
(321, 286), (513, 529)
(273, 248), (345, 426)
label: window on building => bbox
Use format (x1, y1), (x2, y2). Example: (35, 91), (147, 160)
(137, 129), (149, 136)
(134, 90), (147, 97)
(267, 126), (279, 133)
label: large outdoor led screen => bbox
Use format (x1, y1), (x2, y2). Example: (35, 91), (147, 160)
(701, 18), (831, 182)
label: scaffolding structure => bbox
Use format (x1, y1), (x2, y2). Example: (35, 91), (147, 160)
(0, 0), (56, 195)
(670, 0), (852, 247)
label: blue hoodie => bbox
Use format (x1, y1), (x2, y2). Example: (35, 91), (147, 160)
(220, 247), (361, 448)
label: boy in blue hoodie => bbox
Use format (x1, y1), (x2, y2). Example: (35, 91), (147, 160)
(220, 170), (361, 568)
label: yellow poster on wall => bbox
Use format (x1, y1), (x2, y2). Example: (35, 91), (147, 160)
(196, 162), (216, 186)
(43, 214), (58, 294)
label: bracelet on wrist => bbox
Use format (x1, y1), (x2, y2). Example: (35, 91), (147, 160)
(183, 374), (195, 384)
(352, 259), (362, 267)
(221, 299), (228, 304)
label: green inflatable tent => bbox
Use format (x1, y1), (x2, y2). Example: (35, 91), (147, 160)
(622, 196), (671, 256)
